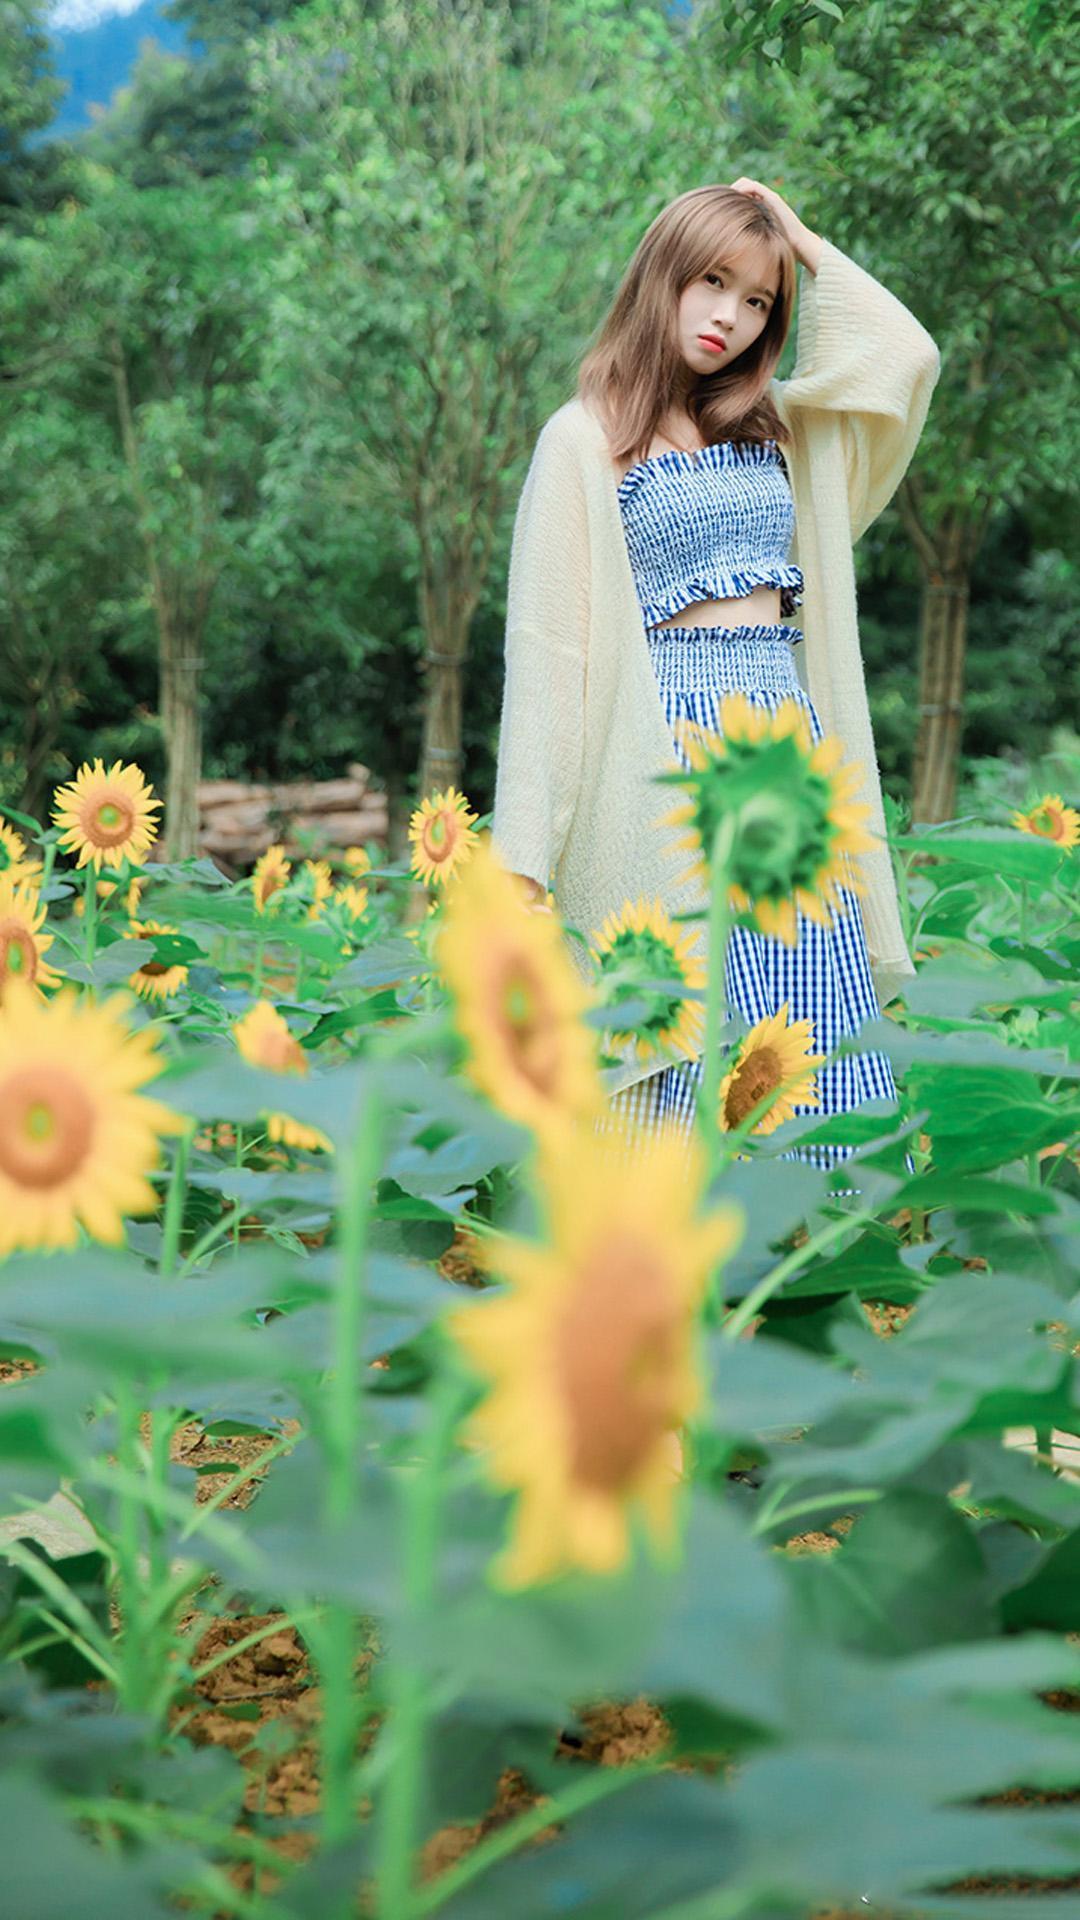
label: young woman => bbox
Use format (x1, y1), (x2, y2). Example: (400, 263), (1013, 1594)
(490, 180), (941, 1177)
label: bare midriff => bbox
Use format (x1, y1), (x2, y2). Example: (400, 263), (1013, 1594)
(649, 583), (783, 629)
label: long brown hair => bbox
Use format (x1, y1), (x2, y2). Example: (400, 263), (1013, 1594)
(578, 185), (797, 470)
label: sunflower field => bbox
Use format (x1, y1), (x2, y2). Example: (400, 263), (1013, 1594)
(0, 718), (1079, 1920)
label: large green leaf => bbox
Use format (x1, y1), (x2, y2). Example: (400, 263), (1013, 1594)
(898, 829), (1069, 886)
(788, 1488), (999, 1655)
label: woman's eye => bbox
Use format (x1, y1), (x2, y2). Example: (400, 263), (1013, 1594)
(705, 271), (764, 308)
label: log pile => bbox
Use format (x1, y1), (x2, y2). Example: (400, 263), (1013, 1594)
(194, 763), (388, 873)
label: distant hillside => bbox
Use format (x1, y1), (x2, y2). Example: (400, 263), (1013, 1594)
(44, 3), (198, 140)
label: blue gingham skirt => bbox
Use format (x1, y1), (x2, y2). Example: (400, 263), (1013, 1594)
(599, 622), (905, 1193)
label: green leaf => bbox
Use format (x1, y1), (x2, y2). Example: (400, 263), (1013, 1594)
(1002, 1524), (1080, 1631)
(788, 1488), (1000, 1656)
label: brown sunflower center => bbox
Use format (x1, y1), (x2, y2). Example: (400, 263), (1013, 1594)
(493, 953), (561, 1100)
(257, 870), (286, 906)
(1033, 805), (1062, 839)
(256, 1029), (308, 1076)
(724, 1046), (782, 1128)
(554, 1234), (681, 1492)
(422, 815), (453, 861)
(80, 791), (136, 848)
(0, 921), (38, 985)
(0, 1066), (95, 1189)
(139, 959), (171, 977)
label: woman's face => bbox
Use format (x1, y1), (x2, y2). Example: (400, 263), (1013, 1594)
(674, 239), (779, 377)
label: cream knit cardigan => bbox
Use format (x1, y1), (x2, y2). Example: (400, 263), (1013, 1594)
(490, 236), (942, 1098)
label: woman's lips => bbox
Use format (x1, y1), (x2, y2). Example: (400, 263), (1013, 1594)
(699, 334), (726, 353)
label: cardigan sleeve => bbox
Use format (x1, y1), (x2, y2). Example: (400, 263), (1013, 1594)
(777, 236), (941, 544)
(489, 414), (589, 892)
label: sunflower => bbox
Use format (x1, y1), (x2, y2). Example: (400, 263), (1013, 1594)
(252, 844), (291, 914)
(445, 1120), (744, 1588)
(408, 786), (480, 888)
(0, 981), (182, 1254)
(336, 881), (370, 923)
(343, 845), (372, 878)
(52, 759), (161, 872)
(589, 895), (706, 1065)
(301, 858), (335, 922)
(127, 920), (189, 1002)
(232, 1000), (331, 1153)
(718, 1002), (828, 1140)
(1010, 793), (1080, 848)
(658, 694), (879, 947)
(0, 878), (61, 1002)
(0, 822), (42, 886)
(434, 836), (605, 1138)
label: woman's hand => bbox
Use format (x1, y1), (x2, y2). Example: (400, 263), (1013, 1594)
(728, 178), (820, 270)
(511, 872), (554, 916)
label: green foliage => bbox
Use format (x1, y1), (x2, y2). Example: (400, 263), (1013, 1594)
(0, 0), (73, 227)
(0, 748), (1077, 1912)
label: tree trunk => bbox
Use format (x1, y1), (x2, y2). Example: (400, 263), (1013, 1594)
(161, 629), (204, 859)
(108, 329), (209, 861)
(418, 635), (466, 806)
(911, 509), (981, 825)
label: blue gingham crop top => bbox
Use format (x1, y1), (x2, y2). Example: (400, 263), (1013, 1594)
(616, 438), (804, 628)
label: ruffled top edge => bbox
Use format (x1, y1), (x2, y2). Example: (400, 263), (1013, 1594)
(615, 437), (787, 507)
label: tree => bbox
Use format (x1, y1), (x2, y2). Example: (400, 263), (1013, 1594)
(2, 173), (274, 853)
(0, 0), (71, 228)
(687, 0), (1079, 824)
(239, 0), (693, 816)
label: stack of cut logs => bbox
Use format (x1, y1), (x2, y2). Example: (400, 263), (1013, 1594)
(193, 763), (388, 875)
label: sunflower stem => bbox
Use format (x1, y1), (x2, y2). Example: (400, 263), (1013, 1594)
(82, 866), (98, 965)
(39, 838), (57, 895)
(722, 1202), (879, 1341)
(111, 1376), (151, 1717)
(374, 1367), (472, 1920)
(697, 810), (737, 1294)
(310, 1068), (384, 1870)
(160, 1119), (195, 1281)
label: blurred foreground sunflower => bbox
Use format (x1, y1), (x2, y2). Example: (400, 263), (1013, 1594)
(343, 845), (372, 878)
(0, 878), (61, 1002)
(658, 694), (878, 946)
(718, 1002), (827, 1140)
(445, 1121), (744, 1588)
(127, 921), (189, 1002)
(252, 844), (291, 913)
(589, 895), (705, 1066)
(232, 1000), (331, 1152)
(0, 982), (182, 1253)
(0, 821), (42, 886)
(52, 759), (161, 872)
(408, 786), (479, 888)
(1011, 793), (1080, 847)
(434, 836), (605, 1139)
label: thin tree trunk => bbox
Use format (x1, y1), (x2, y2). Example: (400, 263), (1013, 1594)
(912, 570), (969, 824)
(909, 501), (989, 826)
(108, 330), (205, 859)
(160, 634), (204, 860)
(417, 631), (466, 806)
